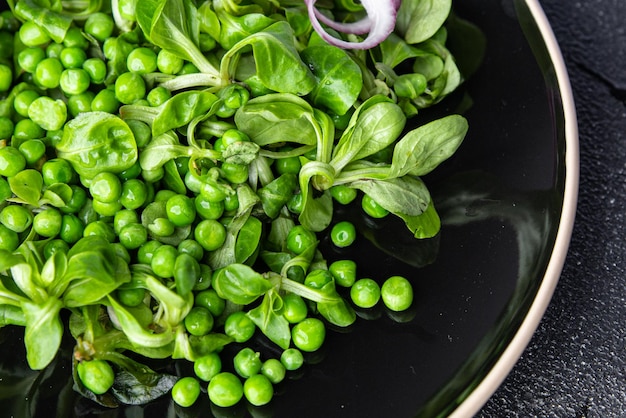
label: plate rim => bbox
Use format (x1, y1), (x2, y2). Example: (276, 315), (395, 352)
(449, 0), (580, 416)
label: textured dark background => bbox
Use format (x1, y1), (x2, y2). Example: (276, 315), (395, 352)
(478, 1), (626, 417)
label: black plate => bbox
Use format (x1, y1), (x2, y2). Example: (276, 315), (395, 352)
(0, 0), (578, 417)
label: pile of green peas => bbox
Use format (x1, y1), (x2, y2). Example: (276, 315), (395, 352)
(0, 4), (416, 410)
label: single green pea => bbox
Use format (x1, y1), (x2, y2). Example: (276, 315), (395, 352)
(34, 57), (64, 89)
(280, 348), (304, 371)
(148, 217), (176, 237)
(330, 221), (356, 248)
(0, 64), (11, 92)
(362, 194), (389, 218)
(60, 185), (88, 214)
(33, 208), (62, 237)
(287, 192), (303, 214)
(274, 156), (301, 176)
(286, 225), (317, 255)
(84, 12), (115, 42)
(82, 220), (116, 242)
(146, 86), (171, 107)
(156, 49), (184, 74)
(59, 68), (90, 96)
(0, 224), (19, 251)
(223, 193), (239, 212)
(381, 276), (414, 312)
(77, 359), (115, 395)
(0, 146), (26, 177)
(59, 47), (87, 69)
(280, 293), (308, 324)
(60, 214), (84, 244)
(350, 278), (381, 309)
(119, 222), (148, 249)
(127, 47), (158, 74)
(233, 347), (262, 379)
(177, 239), (204, 261)
(115, 72), (146, 104)
(0, 116), (14, 139)
(91, 199), (123, 217)
(125, 119), (151, 149)
(261, 358), (286, 385)
(43, 239), (69, 259)
(194, 263), (213, 291)
(243, 374), (274, 407)
(0, 178), (10, 202)
(120, 178), (148, 209)
(329, 259), (357, 288)
(194, 352), (222, 382)
(28, 96), (67, 131)
(90, 172), (122, 203)
(18, 20), (50, 47)
(137, 239), (162, 264)
(17, 47), (46, 73)
(166, 194), (196, 227)
(82, 57), (106, 84)
(330, 185), (357, 205)
(0, 205), (33, 233)
(63, 27), (89, 49)
(220, 162), (248, 184)
(194, 219), (226, 251)
(195, 194), (224, 220)
(194, 289), (225, 317)
(117, 288), (145, 307)
(41, 158), (74, 186)
(141, 166), (164, 183)
(291, 317), (326, 352)
(13, 119), (45, 141)
(45, 42), (64, 59)
(67, 91), (95, 117)
(207, 372), (243, 408)
(151, 244), (178, 278)
(113, 209), (140, 235)
(91, 88), (120, 114)
(184, 306), (214, 336)
(224, 311), (255, 343)
(14, 89), (40, 117)
(155, 190), (178, 203)
(171, 376), (201, 408)
(119, 160), (142, 181)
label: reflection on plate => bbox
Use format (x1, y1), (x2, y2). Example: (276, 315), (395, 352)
(0, 0), (577, 417)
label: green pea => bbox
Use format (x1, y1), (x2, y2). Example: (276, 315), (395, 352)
(127, 47), (158, 74)
(304, 269), (333, 290)
(45, 42), (64, 59)
(82, 57), (106, 84)
(59, 47), (87, 69)
(280, 293), (308, 324)
(329, 259), (357, 288)
(67, 91), (95, 117)
(330, 185), (357, 205)
(0, 178), (10, 201)
(194, 289), (225, 317)
(0, 224), (19, 251)
(184, 306), (214, 336)
(77, 359), (115, 395)
(13, 119), (45, 140)
(286, 225), (317, 255)
(195, 194), (224, 220)
(119, 160), (142, 181)
(171, 376), (201, 408)
(177, 239), (204, 261)
(274, 156), (301, 175)
(119, 223), (148, 249)
(90, 172), (122, 203)
(137, 239), (162, 264)
(120, 178), (148, 209)
(224, 311), (255, 343)
(28, 96), (67, 131)
(291, 317), (325, 352)
(43, 239), (69, 259)
(63, 27), (89, 49)
(0, 116), (14, 139)
(330, 221), (356, 248)
(17, 47), (46, 73)
(113, 209), (140, 235)
(261, 358), (286, 385)
(179, 62), (199, 75)
(362, 194), (389, 218)
(59, 185), (87, 214)
(33, 208), (63, 238)
(0, 64), (10, 92)
(166, 194), (196, 227)
(221, 162), (248, 184)
(82, 220), (116, 242)
(223, 193), (239, 212)
(126, 119), (152, 148)
(243, 374), (273, 407)
(381, 276), (413, 312)
(91, 88), (120, 113)
(194, 352), (222, 382)
(350, 278), (381, 309)
(14, 89), (40, 117)
(151, 244), (178, 278)
(156, 49), (184, 75)
(59, 68), (90, 96)
(0, 205), (33, 233)
(194, 264), (213, 291)
(233, 347), (262, 379)
(60, 214), (84, 244)
(287, 192), (303, 214)
(146, 86), (171, 107)
(0, 146), (26, 177)
(115, 72), (146, 104)
(91, 199), (123, 217)
(148, 217), (176, 237)
(117, 288), (145, 307)
(84, 12), (115, 42)
(207, 372), (243, 408)
(194, 219), (226, 251)
(41, 158), (74, 186)
(280, 348), (304, 371)
(34, 57), (64, 89)
(19, 20), (50, 47)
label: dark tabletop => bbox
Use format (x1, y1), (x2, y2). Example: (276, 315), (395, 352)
(478, 0), (626, 416)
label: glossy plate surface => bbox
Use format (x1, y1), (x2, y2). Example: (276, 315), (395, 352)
(0, 0), (578, 417)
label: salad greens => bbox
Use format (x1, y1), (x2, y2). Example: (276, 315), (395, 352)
(0, 0), (484, 410)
